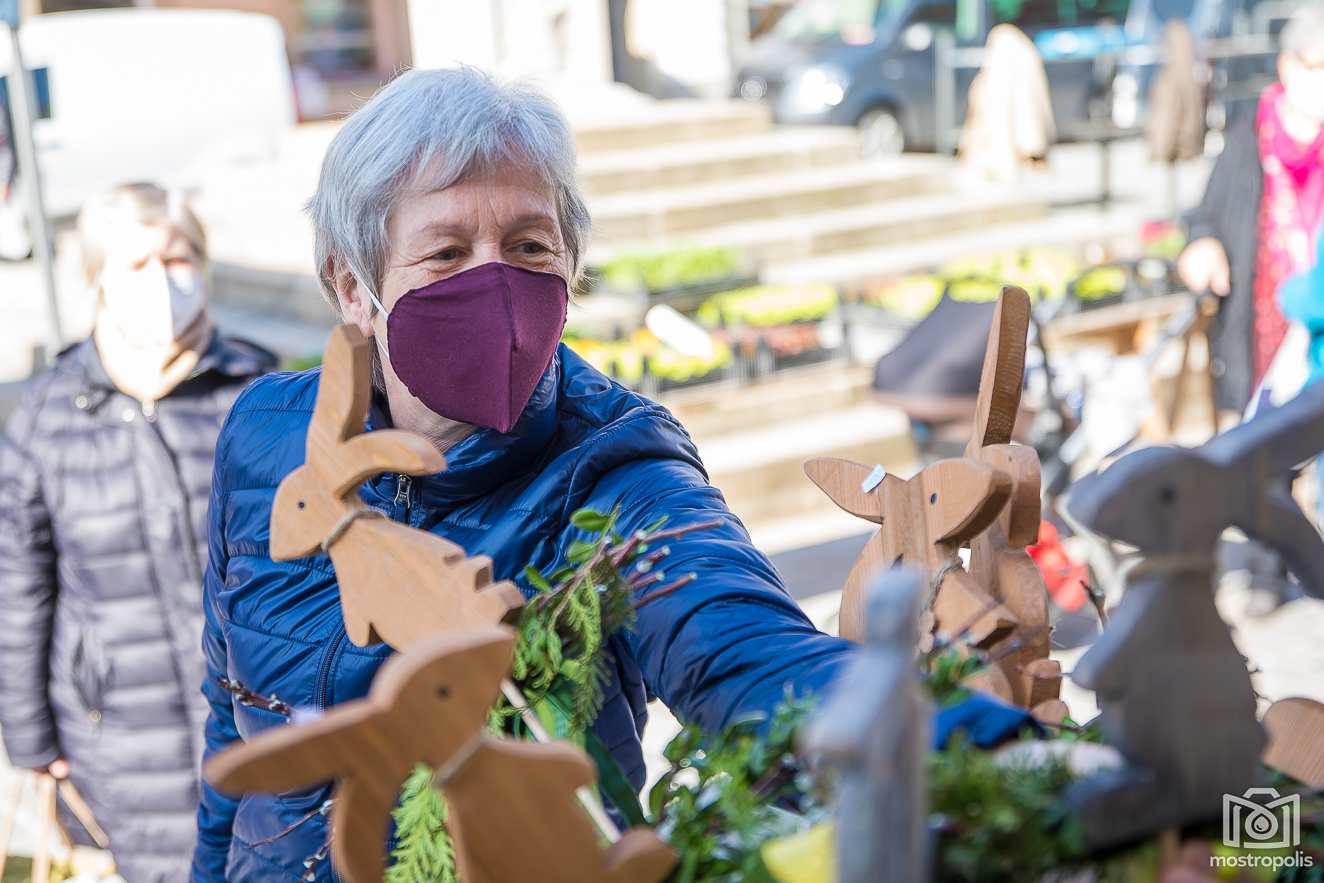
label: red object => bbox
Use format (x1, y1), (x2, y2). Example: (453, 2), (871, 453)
(1028, 519), (1089, 612)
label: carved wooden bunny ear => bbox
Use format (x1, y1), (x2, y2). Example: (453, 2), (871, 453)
(1200, 382), (1324, 595)
(804, 457), (892, 523)
(1202, 380), (1324, 476)
(924, 460), (1014, 545)
(306, 325), (447, 495)
(968, 286), (1031, 454)
(310, 325), (375, 456)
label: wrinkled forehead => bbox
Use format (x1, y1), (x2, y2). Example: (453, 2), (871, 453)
(388, 156), (559, 244)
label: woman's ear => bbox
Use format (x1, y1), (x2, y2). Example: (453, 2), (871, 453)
(330, 259), (377, 339)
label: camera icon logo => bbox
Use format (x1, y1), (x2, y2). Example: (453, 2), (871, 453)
(1224, 787), (1301, 850)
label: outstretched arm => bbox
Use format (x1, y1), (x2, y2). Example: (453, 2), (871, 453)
(589, 458), (850, 732)
(583, 457), (1033, 747)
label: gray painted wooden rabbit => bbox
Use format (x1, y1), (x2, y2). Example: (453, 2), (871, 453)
(803, 568), (932, 883)
(1065, 381), (1324, 848)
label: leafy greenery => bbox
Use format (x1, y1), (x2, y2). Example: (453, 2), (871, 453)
(649, 696), (827, 883)
(597, 247), (744, 293)
(561, 329), (733, 393)
(929, 734), (1085, 882)
(386, 765), (455, 883)
(696, 284), (839, 329)
(387, 506), (717, 878)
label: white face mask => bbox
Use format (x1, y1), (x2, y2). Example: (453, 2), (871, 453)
(1283, 63), (1324, 124)
(98, 261), (206, 348)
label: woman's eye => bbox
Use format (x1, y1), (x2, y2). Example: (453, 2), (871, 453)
(516, 241), (550, 255)
(431, 247), (463, 262)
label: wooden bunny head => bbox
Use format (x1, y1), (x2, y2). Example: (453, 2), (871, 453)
(204, 628), (518, 883)
(805, 455), (1015, 645)
(270, 325), (445, 561)
(1069, 381), (1324, 589)
(374, 628), (515, 762)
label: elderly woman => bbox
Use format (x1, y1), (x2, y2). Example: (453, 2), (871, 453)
(193, 68), (1028, 881)
(0, 182), (274, 882)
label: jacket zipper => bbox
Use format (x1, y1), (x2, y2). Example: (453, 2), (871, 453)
(314, 632), (346, 710)
(394, 474), (413, 521)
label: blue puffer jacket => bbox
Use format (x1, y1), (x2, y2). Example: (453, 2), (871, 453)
(193, 344), (1030, 881)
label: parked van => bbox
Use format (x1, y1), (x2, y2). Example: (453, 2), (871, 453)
(735, 0), (1127, 155)
(0, 8), (295, 257)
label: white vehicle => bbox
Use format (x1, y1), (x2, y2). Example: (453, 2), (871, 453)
(0, 8), (296, 257)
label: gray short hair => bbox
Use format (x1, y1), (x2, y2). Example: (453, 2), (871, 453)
(1282, 2), (1324, 56)
(77, 181), (207, 286)
(308, 67), (591, 314)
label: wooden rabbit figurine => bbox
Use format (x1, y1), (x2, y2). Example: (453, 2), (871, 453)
(205, 627), (677, 883)
(270, 325), (525, 649)
(962, 287), (1059, 709)
(804, 568), (932, 883)
(1065, 380), (1324, 848)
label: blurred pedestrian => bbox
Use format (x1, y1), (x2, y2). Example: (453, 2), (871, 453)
(1147, 20), (1205, 166)
(959, 24), (1056, 181)
(1179, 2), (1324, 415)
(0, 182), (274, 882)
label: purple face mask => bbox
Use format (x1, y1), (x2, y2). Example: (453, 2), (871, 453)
(381, 262), (568, 433)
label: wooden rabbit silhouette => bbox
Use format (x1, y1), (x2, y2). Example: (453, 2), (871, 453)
(806, 456), (1018, 700)
(270, 325), (525, 649)
(962, 287), (1059, 709)
(1065, 380), (1324, 848)
(205, 627), (677, 883)
(804, 568), (932, 883)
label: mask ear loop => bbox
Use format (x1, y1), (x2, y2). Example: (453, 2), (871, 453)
(364, 288), (388, 317)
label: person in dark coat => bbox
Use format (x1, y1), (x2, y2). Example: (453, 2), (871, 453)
(0, 182), (275, 882)
(1179, 3), (1324, 414)
(191, 67), (1032, 882)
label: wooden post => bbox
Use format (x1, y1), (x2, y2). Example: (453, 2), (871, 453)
(805, 568), (931, 883)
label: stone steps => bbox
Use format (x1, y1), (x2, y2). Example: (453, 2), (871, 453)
(762, 205), (1145, 288)
(571, 99), (773, 153)
(579, 127), (860, 196)
(589, 158), (951, 241)
(661, 360), (875, 438)
(592, 187), (1044, 266)
(693, 401), (918, 527)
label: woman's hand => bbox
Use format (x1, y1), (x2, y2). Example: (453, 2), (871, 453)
(33, 757), (69, 778)
(1178, 237), (1232, 296)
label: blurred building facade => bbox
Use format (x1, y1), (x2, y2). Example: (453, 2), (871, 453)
(17, 0), (748, 115)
